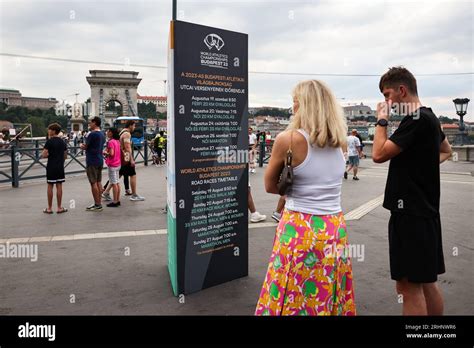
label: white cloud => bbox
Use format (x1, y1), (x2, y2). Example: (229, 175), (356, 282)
(0, 0), (472, 119)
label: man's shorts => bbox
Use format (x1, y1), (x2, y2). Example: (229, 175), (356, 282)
(120, 163), (136, 177)
(108, 166), (120, 185)
(86, 165), (103, 184)
(348, 155), (359, 167)
(388, 212), (445, 283)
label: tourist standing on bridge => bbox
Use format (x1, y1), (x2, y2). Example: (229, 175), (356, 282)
(81, 116), (106, 212)
(153, 131), (166, 165)
(119, 120), (145, 201)
(373, 66), (452, 315)
(344, 129), (362, 180)
(0, 133), (7, 149)
(248, 127), (257, 173)
(256, 80), (356, 316)
(354, 130), (366, 159)
(42, 123), (68, 214)
(104, 128), (121, 208)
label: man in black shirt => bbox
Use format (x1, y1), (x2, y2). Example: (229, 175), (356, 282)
(42, 123), (68, 214)
(372, 67), (452, 315)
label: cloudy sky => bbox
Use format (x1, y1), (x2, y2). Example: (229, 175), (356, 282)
(0, 0), (472, 119)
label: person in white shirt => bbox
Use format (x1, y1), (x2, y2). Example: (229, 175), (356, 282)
(248, 127), (257, 173)
(344, 129), (362, 180)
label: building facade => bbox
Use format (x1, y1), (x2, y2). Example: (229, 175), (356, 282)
(343, 103), (375, 120)
(137, 95), (167, 113)
(0, 88), (57, 110)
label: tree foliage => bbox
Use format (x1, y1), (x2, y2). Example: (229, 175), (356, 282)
(0, 106), (67, 136)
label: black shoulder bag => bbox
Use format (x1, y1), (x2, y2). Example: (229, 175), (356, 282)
(277, 131), (294, 196)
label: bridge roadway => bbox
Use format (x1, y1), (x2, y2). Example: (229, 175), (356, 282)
(0, 159), (472, 315)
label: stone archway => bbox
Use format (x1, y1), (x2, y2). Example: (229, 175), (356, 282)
(86, 70), (142, 126)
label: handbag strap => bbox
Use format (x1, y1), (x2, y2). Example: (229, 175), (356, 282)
(286, 131), (293, 166)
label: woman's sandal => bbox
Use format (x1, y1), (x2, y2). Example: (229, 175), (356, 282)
(57, 208), (68, 214)
(43, 208), (53, 214)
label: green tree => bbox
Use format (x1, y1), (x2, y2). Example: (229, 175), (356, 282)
(26, 116), (47, 137)
(138, 102), (157, 119)
(439, 116), (455, 124)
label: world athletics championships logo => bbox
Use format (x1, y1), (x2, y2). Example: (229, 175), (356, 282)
(204, 33), (225, 51)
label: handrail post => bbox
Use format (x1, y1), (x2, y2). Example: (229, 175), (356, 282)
(11, 145), (19, 188)
(144, 139), (148, 166)
(35, 140), (39, 160)
(258, 140), (265, 167)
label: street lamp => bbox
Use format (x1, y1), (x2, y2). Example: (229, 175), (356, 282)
(452, 98), (470, 145)
(66, 104), (72, 134)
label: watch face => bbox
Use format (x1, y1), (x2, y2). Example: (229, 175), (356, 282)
(378, 119), (388, 126)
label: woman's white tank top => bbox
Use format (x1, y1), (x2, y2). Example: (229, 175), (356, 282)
(285, 129), (346, 215)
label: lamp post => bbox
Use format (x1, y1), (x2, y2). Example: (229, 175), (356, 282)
(452, 98), (470, 145)
(66, 104), (72, 134)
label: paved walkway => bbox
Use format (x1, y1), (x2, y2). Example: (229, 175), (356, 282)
(0, 159), (472, 315)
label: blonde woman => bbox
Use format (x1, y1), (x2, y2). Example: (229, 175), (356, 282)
(255, 80), (356, 316)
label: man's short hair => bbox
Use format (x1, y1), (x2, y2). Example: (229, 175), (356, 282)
(125, 120), (136, 128)
(48, 123), (62, 135)
(379, 66), (418, 96)
(90, 116), (101, 127)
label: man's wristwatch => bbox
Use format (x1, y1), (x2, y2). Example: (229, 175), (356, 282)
(376, 119), (388, 127)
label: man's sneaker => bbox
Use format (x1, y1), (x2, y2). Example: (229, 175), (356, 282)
(353, 176), (360, 181)
(251, 168), (256, 173)
(130, 194), (145, 201)
(344, 171), (348, 179)
(271, 211), (282, 223)
(106, 202), (120, 208)
(125, 190), (132, 196)
(86, 204), (103, 212)
(101, 192), (112, 201)
(250, 211), (266, 223)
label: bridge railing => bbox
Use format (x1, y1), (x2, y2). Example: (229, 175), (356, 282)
(257, 140), (274, 167)
(0, 139), (155, 188)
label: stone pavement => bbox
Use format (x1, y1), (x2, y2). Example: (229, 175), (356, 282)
(0, 159), (472, 315)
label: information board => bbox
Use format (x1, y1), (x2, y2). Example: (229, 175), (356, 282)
(167, 21), (249, 295)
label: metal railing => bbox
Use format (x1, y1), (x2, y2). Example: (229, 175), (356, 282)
(258, 140), (274, 167)
(0, 139), (158, 188)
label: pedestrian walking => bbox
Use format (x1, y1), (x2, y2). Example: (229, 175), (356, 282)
(344, 129), (362, 180)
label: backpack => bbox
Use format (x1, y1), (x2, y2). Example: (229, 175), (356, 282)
(119, 129), (132, 163)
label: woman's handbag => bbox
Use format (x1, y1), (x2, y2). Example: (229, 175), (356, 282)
(277, 131), (294, 196)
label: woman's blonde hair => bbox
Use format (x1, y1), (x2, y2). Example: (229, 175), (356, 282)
(288, 79), (347, 148)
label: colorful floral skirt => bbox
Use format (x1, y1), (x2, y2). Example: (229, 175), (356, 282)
(255, 209), (356, 316)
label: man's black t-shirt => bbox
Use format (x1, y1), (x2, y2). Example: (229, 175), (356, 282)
(44, 137), (67, 169)
(383, 107), (446, 217)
